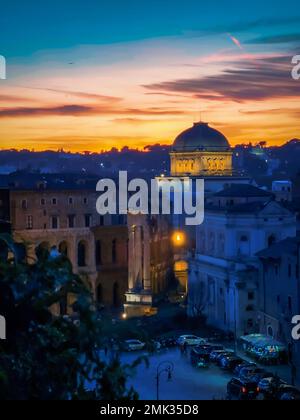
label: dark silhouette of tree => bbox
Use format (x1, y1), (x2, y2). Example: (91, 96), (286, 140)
(0, 235), (139, 400)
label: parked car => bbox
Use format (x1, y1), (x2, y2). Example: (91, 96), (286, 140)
(239, 366), (266, 381)
(227, 378), (259, 400)
(277, 385), (300, 400)
(158, 337), (177, 348)
(258, 377), (286, 394)
(191, 346), (212, 363)
(177, 335), (207, 346)
(248, 371), (275, 385)
(234, 362), (257, 377)
(210, 350), (234, 363)
(220, 356), (245, 372)
(216, 351), (236, 366)
(190, 348), (209, 368)
(123, 339), (146, 351)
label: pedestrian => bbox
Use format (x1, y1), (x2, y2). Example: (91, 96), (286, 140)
(183, 341), (188, 355)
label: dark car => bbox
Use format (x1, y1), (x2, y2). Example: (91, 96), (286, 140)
(216, 351), (236, 366)
(248, 371), (275, 385)
(220, 356), (245, 372)
(209, 350), (228, 363)
(227, 378), (259, 400)
(277, 385), (300, 400)
(239, 366), (266, 381)
(234, 362), (257, 377)
(192, 344), (225, 361)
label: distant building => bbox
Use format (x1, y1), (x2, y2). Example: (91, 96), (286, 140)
(168, 122), (251, 194)
(158, 122), (253, 294)
(272, 180), (292, 202)
(257, 236), (300, 369)
(188, 184), (296, 337)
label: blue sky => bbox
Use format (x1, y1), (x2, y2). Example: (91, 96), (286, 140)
(2, 0), (300, 57)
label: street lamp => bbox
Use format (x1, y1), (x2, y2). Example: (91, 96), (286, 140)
(156, 361), (174, 401)
(172, 231), (186, 247)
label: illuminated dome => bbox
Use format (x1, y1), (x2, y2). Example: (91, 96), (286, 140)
(172, 122), (230, 152)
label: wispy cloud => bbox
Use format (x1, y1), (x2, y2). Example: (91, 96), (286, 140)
(144, 54), (299, 102)
(0, 104), (186, 118)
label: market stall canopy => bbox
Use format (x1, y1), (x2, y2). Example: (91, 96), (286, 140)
(240, 334), (286, 350)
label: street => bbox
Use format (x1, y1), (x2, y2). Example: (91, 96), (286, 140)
(121, 348), (230, 400)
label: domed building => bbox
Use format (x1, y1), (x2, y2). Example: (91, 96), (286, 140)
(170, 122), (233, 177)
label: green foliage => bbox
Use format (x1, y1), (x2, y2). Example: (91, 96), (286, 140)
(0, 236), (139, 400)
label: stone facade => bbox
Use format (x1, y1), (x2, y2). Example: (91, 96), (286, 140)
(257, 236), (300, 369)
(170, 151), (233, 177)
(188, 186), (296, 337)
(9, 188), (128, 309)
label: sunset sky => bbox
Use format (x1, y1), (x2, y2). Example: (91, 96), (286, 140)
(0, 0), (300, 151)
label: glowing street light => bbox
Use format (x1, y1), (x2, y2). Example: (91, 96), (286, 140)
(172, 231), (186, 247)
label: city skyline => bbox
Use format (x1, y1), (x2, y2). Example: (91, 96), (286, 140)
(1, 0), (300, 151)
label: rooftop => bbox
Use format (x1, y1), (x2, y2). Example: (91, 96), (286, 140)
(172, 122), (230, 153)
(257, 234), (300, 259)
(213, 184), (273, 198)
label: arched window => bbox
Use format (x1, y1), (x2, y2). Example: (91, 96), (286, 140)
(78, 241), (87, 267)
(267, 325), (274, 338)
(95, 240), (102, 266)
(35, 242), (50, 260)
(112, 239), (117, 264)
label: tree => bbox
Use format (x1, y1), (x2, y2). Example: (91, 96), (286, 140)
(0, 235), (140, 400)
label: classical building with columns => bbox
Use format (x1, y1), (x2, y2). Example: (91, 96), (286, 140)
(170, 122), (233, 178)
(124, 213), (172, 317)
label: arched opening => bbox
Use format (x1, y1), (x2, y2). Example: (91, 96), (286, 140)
(95, 240), (102, 266)
(268, 234), (276, 247)
(35, 241), (50, 260)
(113, 282), (120, 307)
(267, 325), (274, 338)
(77, 241), (87, 267)
(97, 283), (103, 304)
(59, 241), (68, 257)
